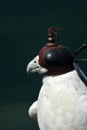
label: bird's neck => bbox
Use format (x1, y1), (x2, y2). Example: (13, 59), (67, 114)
(46, 64), (74, 76)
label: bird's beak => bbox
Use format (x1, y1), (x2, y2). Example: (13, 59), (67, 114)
(26, 56), (40, 73)
(26, 55), (47, 74)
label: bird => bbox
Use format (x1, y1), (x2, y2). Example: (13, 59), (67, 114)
(26, 27), (87, 130)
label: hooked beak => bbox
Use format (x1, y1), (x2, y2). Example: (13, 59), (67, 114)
(26, 55), (47, 74)
(26, 56), (40, 73)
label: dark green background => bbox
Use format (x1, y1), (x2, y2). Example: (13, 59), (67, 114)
(0, 0), (87, 130)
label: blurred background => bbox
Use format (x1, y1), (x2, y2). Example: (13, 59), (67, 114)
(0, 0), (87, 130)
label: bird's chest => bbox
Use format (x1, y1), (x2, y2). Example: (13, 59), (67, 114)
(37, 77), (87, 130)
(38, 82), (77, 116)
(38, 78), (77, 114)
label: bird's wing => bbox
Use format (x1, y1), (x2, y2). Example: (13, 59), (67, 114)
(73, 62), (87, 86)
(28, 101), (38, 122)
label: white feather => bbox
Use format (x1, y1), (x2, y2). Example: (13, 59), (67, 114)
(29, 101), (37, 121)
(36, 70), (87, 130)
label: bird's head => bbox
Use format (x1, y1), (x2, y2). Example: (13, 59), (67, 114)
(26, 55), (48, 74)
(27, 27), (75, 76)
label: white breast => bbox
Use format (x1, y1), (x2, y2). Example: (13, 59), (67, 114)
(37, 70), (87, 130)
